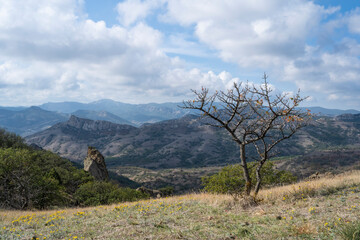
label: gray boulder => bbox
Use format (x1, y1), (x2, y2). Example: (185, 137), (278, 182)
(84, 147), (109, 181)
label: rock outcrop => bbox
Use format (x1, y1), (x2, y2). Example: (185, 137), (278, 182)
(84, 147), (109, 181)
(136, 186), (162, 198)
(66, 115), (135, 133)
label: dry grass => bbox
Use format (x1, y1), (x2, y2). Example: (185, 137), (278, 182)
(1, 170), (359, 239)
(259, 170), (360, 202)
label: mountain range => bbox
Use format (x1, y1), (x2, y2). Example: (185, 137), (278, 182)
(39, 99), (193, 125)
(0, 98), (359, 183)
(26, 114), (233, 168)
(25, 113), (360, 172)
(0, 100), (194, 136)
(1, 99), (359, 137)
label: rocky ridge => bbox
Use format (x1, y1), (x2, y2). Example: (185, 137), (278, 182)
(25, 113), (360, 171)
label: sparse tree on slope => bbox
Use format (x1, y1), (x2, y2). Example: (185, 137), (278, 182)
(182, 74), (311, 198)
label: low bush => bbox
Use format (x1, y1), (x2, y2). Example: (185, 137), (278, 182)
(159, 186), (174, 196)
(75, 181), (148, 206)
(202, 161), (296, 197)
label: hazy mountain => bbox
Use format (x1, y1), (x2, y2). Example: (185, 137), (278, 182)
(0, 106), (68, 136)
(302, 107), (360, 116)
(39, 101), (90, 113)
(1, 100), (357, 130)
(39, 100), (360, 124)
(0, 106), (27, 111)
(0, 107), (133, 136)
(25, 113), (360, 170)
(71, 110), (133, 126)
(39, 99), (193, 125)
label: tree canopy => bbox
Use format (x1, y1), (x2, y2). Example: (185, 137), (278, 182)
(0, 128), (147, 209)
(183, 74), (311, 197)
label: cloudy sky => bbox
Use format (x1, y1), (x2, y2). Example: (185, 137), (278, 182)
(0, 0), (359, 109)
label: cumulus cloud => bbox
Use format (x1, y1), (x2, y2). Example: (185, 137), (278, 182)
(282, 42), (360, 108)
(163, 0), (337, 67)
(159, 0), (360, 108)
(347, 8), (360, 34)
(0, 0), (205, 105)
(0, 0), (359, 110)
(116, 0), (165, 26)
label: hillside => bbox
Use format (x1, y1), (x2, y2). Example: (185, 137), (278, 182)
(26, 115), (240, 167)
(25, 114), (360, 171)
(1, 171), (359, 239)
(278, 148), (360, 177)
(25, 115), (138, 161)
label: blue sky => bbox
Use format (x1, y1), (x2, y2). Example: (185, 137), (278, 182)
(0, 0), (359, 110)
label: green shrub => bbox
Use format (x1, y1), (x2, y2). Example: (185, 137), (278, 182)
(159, 186), (174, 196)
(0, 128), (27, 149)
(0, 128), (149, 209)
(0, 147), (146, 209)
(0, 129), (94, 209)
(202, 161), (296, 197)
(202, 164), (245, 196)
(75, 181), (148, 206)
(0, 148), (67, 209)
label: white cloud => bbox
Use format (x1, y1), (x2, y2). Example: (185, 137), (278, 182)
(0, 0), (251, 106)
(116, 0), (165, 26)
(348, 8), (360, 34)
(159, 0), (360, 108)
(328, 94), (339, 101)
(282, 42), (360, 108)
(163, 0), (335, 67)
(0, 0), (185, 105)
(0, 0), (359, 110)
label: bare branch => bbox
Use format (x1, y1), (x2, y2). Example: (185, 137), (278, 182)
(181, 74), (312, 197)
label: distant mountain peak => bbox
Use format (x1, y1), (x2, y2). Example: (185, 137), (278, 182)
(68, 115), (88, 124)
(28, 106), (44, 111)
(91, 99), (117, 104)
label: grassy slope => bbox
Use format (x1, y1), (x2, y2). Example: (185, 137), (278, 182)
(1, 171), (360, 240)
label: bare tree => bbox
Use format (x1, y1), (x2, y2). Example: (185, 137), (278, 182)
(182, 74), (311, 197)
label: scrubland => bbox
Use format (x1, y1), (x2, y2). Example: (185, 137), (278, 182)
(1, 170), (360, 240)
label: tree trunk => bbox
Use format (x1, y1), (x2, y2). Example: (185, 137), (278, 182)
(239, 144), (251, 196)
(254, 160), (265, 197)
